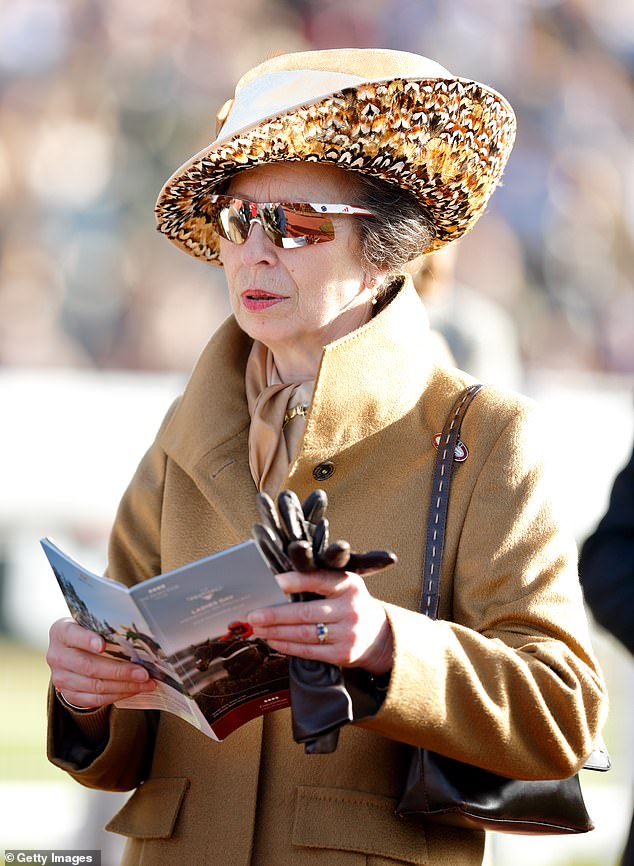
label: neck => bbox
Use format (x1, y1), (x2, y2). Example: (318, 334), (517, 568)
(267, 300), (373, 382)
(268, 348), (321, 383)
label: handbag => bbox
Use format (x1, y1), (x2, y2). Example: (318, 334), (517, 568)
(396, 384), (610, 835)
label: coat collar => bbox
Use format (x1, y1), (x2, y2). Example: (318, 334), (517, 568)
(159, 276), (434, 523)
(296, 276), (433, 462)
(160, 314), (252, 471)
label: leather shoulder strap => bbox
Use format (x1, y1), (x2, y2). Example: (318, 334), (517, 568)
(418, 384), (612, 775)
(421, 383), (484, 619)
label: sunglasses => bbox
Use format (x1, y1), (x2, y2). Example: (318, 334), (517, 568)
(207, 195), (375, 249)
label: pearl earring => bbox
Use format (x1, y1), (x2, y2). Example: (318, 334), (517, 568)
(366, 275), (379, 304)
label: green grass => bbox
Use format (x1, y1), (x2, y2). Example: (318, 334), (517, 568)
(0, 636), (69, 781)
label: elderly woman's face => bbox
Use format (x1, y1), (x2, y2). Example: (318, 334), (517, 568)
(218, 162), (376, 379)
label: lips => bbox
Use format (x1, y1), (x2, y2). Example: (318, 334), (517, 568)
(241, 289), (286, 311)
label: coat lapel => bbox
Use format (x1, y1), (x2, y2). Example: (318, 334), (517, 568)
(158, 316), (259, 537)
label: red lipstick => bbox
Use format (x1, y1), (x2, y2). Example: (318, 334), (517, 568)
(241, 289), (286, 311)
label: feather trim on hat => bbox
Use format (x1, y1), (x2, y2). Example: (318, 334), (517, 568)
(156, 55), (516, 266)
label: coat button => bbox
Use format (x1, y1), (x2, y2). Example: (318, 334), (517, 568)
(312, 461), (335, 481)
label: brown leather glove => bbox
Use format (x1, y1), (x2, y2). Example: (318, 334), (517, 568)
(252, 489), (396, 754)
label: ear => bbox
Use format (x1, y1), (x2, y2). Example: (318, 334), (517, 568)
(364, 269), (385, 288)
(364, 269), (389, 301)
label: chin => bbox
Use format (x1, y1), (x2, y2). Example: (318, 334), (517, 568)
(240, 317), (293, 346)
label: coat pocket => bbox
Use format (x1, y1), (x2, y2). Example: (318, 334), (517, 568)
(105, 777), (190, 839)
(292, 786), (429, 865)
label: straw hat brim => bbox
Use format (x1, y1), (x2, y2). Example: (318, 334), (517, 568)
(155, 76), (516, 266)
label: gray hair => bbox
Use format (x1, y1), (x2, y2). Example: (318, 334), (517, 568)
(351, 173), (436, 279)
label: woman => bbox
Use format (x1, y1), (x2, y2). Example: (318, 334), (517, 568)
(46, 49), (607, 866)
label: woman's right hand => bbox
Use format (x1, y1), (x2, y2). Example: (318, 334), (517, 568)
(47, 618), (157, 710)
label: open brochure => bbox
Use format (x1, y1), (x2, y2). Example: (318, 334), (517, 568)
(41, 537), (291, 740)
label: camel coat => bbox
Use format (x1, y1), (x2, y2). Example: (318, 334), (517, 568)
(48, 278), (607, 866)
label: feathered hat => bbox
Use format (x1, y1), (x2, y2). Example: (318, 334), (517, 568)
(155, 48), (516, 266)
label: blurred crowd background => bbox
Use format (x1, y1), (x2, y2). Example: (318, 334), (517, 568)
(1, 1), (634, 865)
(1, 0), (634, 374)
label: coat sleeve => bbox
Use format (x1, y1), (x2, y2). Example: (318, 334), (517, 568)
(359, 398), (608, 781)
(46, 400), (181, 792)
(579, 440), (634, 656)
(47, 684), (159, 792)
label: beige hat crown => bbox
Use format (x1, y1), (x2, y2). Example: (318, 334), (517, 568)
(155, 48), (516, 265)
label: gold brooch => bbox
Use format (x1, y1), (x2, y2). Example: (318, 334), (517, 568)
(283, 403), (309, 428)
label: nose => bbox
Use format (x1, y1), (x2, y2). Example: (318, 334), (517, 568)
(245, 217), (263, 239)
(239, 220), (278, 265)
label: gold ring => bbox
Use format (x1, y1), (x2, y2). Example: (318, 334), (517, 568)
(316, 623), (328, 644)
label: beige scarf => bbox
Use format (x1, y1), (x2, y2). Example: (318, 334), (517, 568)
(245, 341), (314, 497)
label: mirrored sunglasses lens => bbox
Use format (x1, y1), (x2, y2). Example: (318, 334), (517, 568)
(279, 205), (335, 246)
(216, 205), (249, 244)
(259, 204), (285, 247)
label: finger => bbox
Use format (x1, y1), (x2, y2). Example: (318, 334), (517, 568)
(51, 643), (154, 686)
(58, 672), (157, 698)
(57, 678), (157, 709)
(321, 541), (351, 569)
(249, 621), (337, 646)
(249, 595), (338, 628)
(346, 550), (398, 574)
(53, 662), (157, 709)
(50, 618), (105, 654)
(253, 523), (292, 573)
(271, 569), (351, 599)
(277, 490), (309, 542)
(288, 540), (315, 573)
(312, 517), (329, 560)
(301, 489), (328, 524)
(256, 492), (289, 546)
(265, 638), (340, 661)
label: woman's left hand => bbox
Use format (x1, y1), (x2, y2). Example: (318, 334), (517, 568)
(248, 569), (393, 675)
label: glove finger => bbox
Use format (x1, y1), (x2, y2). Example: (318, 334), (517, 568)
(278, 490), (310, 542)
(256, 492), (289, 547)
(302, 489), (328, 525)
(253, 523), (292, 574)
(312, 517), (329, 561)
(346, 550), (398, 573)
(288, 540), (315, 573)
(322, 540), (351, 570)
